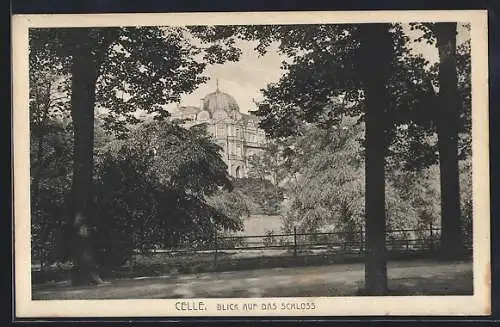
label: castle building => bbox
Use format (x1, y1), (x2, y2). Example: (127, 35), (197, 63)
(171, 82), (267, 178)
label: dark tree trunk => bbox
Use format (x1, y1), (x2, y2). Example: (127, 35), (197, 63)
(434, 23), (465, 259)
(68, 30), (108, 285)
(358, 24), (393, 295)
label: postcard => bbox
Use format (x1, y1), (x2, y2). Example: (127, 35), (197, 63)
(12, 10), (490, 318)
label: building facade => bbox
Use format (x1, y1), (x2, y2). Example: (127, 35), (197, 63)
(171, 85), (267, 178)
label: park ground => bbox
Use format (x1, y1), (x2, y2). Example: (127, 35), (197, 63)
(32, 259), (472, 300)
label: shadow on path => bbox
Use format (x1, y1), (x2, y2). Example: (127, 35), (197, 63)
(32, 260), (473, 300)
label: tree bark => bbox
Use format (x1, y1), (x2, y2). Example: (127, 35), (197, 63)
(358, 24), (393, 295)
(69, 30), (108, 285)
(434, 23), (465, 259)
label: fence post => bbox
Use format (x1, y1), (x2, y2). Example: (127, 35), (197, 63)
(293, 226), (297, 257)
(214, 231), (218, 268)
(39, 247), (44, 272)
(342, 231), (347, 252)
(429, 222), (434, 251)
(360, 226), (365, 254)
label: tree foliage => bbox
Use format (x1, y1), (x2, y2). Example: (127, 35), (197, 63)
(204, 23), (470, 171)
(196, 23), (471, 291)
(409, 23), (468, 258)
(94, 120), (246, 268)
(279, 117), (365, 236)
(231, 177), (284, 215)
(30, 26), (242, 136)
(31, 119), (247, 269)
(29, 22), (473, 285)
(29, 41), (73, 268)
(246, 140), (288, 186)
(29, 26), (243, 281)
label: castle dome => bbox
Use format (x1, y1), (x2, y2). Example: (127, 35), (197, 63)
(197, 110), (210, 121)
(202, 83), (240, 115)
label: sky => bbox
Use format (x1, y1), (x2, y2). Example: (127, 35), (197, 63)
(166, 40), (287, 115)
(167, 23), (470, 115)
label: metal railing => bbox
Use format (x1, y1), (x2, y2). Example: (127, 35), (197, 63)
(32, 226), (473, 271)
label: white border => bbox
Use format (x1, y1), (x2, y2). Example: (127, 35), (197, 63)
(12, 10), (490, 318)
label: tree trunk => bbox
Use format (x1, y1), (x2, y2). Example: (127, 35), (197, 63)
(358, 24), (393, 295)
(434, 23), (465, 259)
(69, 31), (104, 285)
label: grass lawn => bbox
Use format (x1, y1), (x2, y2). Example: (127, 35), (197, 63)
(238, 215), (283, 236)
(32, 259), (472, 300)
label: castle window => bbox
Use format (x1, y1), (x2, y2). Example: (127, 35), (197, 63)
(216, 124), (225, 137)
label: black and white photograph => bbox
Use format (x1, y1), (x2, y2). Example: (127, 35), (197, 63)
(12, 10), (490, 317)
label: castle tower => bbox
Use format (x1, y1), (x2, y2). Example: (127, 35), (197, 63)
(175, 79), (267, 178)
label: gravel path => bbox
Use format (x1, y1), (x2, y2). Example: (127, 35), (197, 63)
(32, 260), (473, 300)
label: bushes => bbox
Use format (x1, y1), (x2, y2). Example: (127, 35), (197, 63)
(263, 230), (277, 247)
(277, 121), (473, 249)
(31, 121), (248, 271)
(88, 121), (249, 269)
(232, 178), (284, 215)
(30, 117), (74, 268)
(217, 236), (248, 250)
